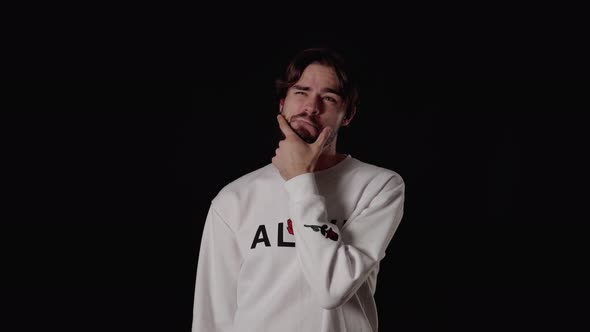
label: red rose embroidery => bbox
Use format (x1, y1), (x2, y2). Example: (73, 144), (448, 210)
(303, 224), (339, 242)
(325, 228), (339, 241)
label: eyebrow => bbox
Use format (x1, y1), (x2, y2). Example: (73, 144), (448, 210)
(292, 85), (342, 96)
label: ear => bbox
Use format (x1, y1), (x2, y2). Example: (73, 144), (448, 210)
(341, 106), (357, 127)
(279, 99), (284, 113)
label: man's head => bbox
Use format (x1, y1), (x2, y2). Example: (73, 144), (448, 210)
(276, 48), (359, 147)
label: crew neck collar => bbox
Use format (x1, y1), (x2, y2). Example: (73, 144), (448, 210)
(314, 154), (352, 176)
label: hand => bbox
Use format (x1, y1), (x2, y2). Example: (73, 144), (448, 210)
(272, 114), (332, 181)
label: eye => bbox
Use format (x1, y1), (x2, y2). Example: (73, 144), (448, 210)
(323, 96), (337, 103)
(294, 91), (306, 96)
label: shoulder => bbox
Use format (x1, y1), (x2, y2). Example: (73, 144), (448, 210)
(209, 163), (279, 224)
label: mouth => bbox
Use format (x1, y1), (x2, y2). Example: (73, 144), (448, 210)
(291, 118), (318, 130)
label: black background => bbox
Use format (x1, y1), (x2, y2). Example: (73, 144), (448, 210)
(2, 9), (589, 332)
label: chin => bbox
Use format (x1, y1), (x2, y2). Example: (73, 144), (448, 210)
(294, 128), (317, 144)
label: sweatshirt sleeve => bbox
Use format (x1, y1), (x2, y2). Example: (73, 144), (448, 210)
(285, 172), (405, 309)
(192, 205), (242, 332)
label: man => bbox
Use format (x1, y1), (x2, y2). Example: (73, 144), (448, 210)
(192, 48), (405, 331)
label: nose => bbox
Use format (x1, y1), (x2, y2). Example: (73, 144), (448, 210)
(304, 97), (321, 115)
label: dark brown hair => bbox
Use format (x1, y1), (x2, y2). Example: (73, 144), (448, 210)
(275, 48), (360, 120)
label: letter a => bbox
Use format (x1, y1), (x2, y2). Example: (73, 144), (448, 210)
(251, 225), (271, 249)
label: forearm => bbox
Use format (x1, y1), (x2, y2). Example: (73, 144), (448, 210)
(286, 173), (404, 309)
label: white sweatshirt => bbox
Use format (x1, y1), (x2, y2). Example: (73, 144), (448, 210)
(192, 154), (405, 332)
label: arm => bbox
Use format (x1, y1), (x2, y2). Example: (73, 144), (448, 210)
(192, 205), (241, 331)
(286, 173), (405, 309)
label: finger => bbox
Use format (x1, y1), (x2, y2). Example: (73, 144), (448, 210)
(277, 114), (297, 138)
(313, 126), (332, 150)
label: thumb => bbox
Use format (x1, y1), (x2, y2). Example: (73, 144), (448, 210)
(314, 126), (332, 150)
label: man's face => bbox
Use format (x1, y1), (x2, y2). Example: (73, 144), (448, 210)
(279, 63), (352, 145)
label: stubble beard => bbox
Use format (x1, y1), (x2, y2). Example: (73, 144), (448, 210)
(292, 123), (338, 148)
(293, 127), (317, 144)
(281, 112), (339, 147)
(287, 115), (320, 144)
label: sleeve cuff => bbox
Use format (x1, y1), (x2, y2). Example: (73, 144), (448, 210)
(284, 172), (320, 202)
